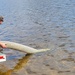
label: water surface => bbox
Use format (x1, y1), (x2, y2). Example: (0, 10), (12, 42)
(0, 0), (75, 75)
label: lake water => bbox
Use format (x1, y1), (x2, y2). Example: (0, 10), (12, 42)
(0, 0), (75, 75)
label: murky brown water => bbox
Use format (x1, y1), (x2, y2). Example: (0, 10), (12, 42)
(0, 0), (75, 75)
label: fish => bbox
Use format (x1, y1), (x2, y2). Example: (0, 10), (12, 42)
(1, 41), (50, 54)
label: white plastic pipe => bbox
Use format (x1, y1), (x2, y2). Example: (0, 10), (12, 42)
(1, 41), (50, 54)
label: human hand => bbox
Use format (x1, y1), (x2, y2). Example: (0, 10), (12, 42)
(0, 42), (7, 48)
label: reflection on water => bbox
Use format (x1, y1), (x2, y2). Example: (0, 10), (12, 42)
(13, 54), (32, 71)
(0, 54), (32, 75)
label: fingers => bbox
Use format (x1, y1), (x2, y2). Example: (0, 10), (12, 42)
(0, 43), (7, 48)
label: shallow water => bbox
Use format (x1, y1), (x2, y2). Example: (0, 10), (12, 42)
(0, 0), (75, 75)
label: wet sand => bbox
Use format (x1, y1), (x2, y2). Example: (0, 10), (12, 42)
(0, 0), (75, 75)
